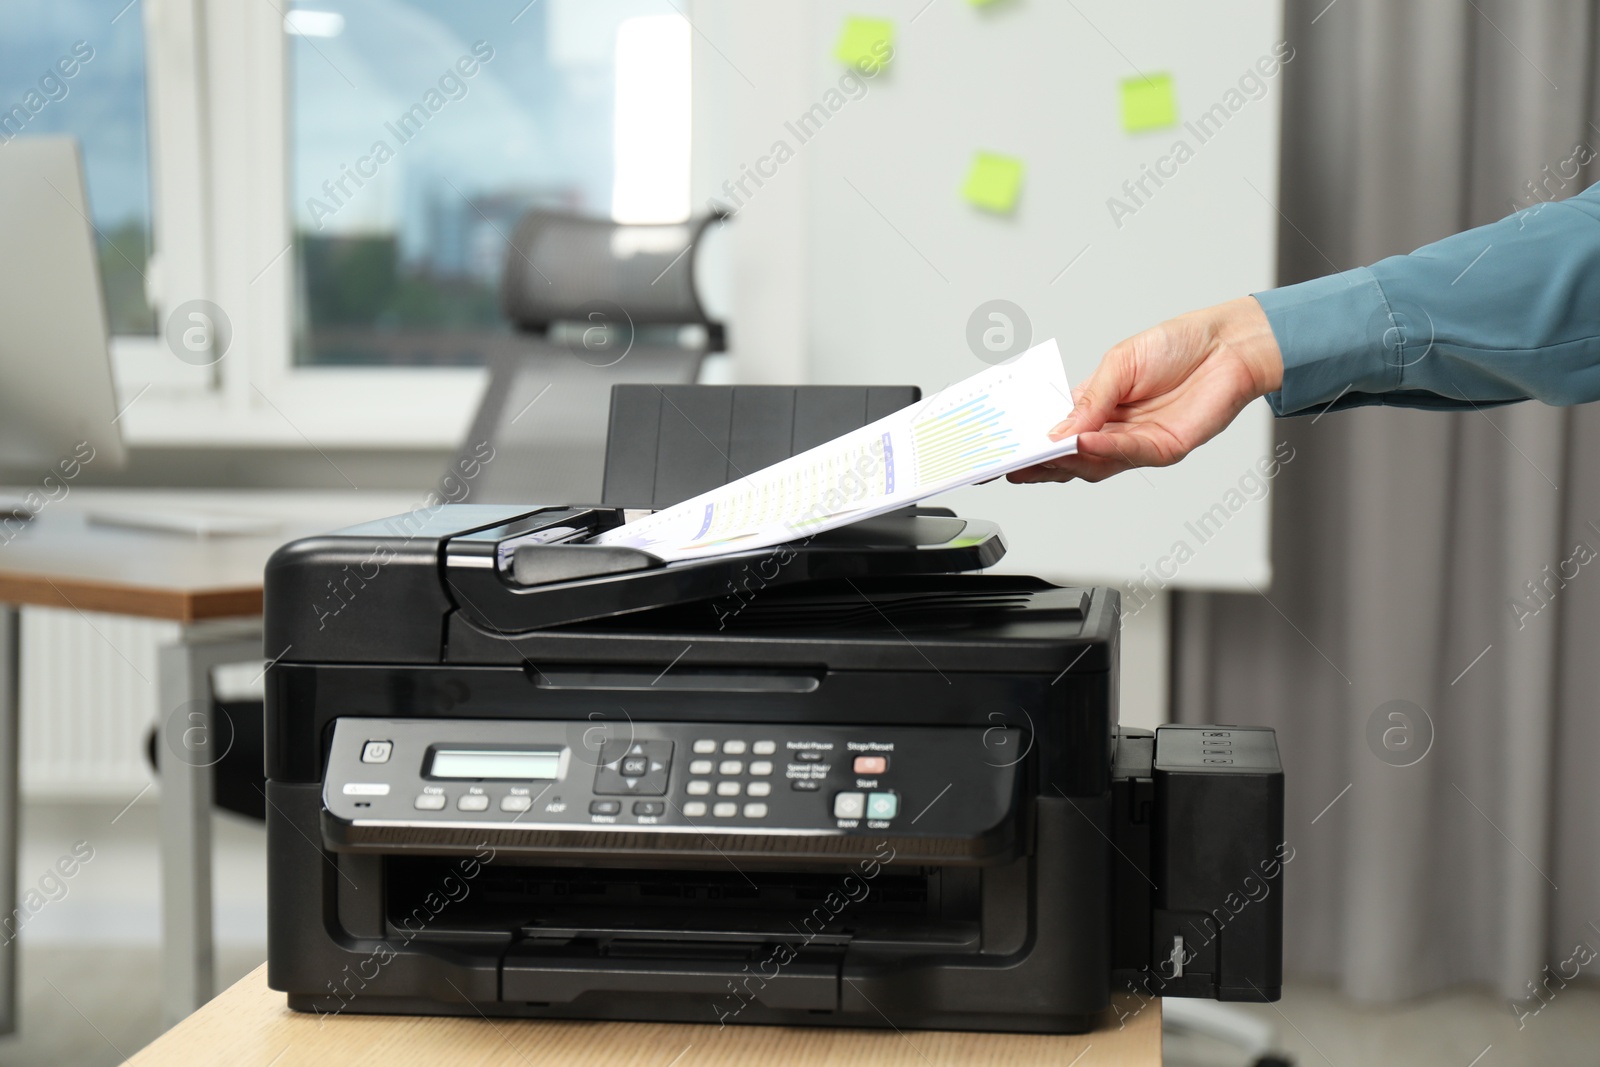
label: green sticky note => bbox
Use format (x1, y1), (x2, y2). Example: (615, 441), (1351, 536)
(962, 152), (1025, 214)
(1121, 73), (1178, 132)
(835, 16), (894, 73)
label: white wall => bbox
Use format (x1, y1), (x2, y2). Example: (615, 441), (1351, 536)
(691, 0), (816, 385)
(692, 0), (1283, 595)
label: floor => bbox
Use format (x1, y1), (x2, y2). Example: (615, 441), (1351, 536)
(0, 800), (267, 1067)
(1166, 980), (1600, 1066)
(0, 944), (265, 1066)
(2, 800), (1597, 1067)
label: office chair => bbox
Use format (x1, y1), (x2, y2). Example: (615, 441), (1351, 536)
(144, 697), (267, 820)
(144, 212), (728, 819)
(1163, 997), (1292, 1065)
(448, 209), (728, 505)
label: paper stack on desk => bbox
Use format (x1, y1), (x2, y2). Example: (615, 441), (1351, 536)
(593, 339), (1079, 562)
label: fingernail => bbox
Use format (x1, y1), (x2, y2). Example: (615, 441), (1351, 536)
(1047, 420), (1074, 439)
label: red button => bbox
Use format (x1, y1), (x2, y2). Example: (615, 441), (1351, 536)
(853, 756), (888, 775)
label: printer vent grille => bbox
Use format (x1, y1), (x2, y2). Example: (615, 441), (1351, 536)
(722, 591), (1036, 630)
(709, 577), (1066, 632)
(582, 577), (1078, 634)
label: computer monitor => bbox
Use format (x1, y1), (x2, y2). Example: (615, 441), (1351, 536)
(0, 137), (283, 537)
(0, 136), (127, 482)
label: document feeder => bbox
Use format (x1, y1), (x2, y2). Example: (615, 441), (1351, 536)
(264, 390), (1284, 1032)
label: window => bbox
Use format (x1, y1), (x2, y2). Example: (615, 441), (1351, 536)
(0, 0), (696, 445)
(287, 0), (690, 368)
(0, 0), (157, 336)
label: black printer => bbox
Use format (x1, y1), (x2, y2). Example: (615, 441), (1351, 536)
(264, 385), (1284, 1033)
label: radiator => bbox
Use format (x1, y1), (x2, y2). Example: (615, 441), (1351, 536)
(18, 607), (263, 800)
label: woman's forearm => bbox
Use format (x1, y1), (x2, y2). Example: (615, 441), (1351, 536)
(1258, 184), (1600, 416)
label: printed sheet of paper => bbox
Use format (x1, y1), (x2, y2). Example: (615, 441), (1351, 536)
(592, 338), (1079, 562)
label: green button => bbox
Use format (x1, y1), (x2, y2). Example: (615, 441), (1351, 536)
(867, 792), (898, 820)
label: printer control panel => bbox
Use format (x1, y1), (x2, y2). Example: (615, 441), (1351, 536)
(322, 718), (1019, 849)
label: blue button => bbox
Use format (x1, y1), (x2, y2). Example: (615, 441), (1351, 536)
(867, 792), (898, 819)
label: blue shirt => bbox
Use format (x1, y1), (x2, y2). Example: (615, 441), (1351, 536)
(1256, 182), (1600, 416)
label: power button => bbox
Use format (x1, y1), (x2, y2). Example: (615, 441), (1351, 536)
(361, 741), (393, 764)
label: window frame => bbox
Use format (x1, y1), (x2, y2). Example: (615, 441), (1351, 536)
(116, 0), (487, 449)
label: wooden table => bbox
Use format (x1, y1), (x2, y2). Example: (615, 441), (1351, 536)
(130, 964), (1162, 1066)
(0, 488), (416, 1031)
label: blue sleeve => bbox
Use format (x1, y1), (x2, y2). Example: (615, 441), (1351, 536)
(1254, 182), (1600, 416)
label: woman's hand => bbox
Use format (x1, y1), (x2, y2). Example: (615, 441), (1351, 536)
(1009, 296), (1284, 484)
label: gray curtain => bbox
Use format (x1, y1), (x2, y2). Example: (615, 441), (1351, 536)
(1173, 1), (1600, 1001)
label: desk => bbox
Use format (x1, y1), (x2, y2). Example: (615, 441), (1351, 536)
(0, 488), (416, 1031)
(129, 964), (1163, 1066)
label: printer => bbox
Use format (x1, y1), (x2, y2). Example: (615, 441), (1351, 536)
(264, 385), (1284, 1033)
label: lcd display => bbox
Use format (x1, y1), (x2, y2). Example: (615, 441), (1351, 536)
(429, 749), (562, 780)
